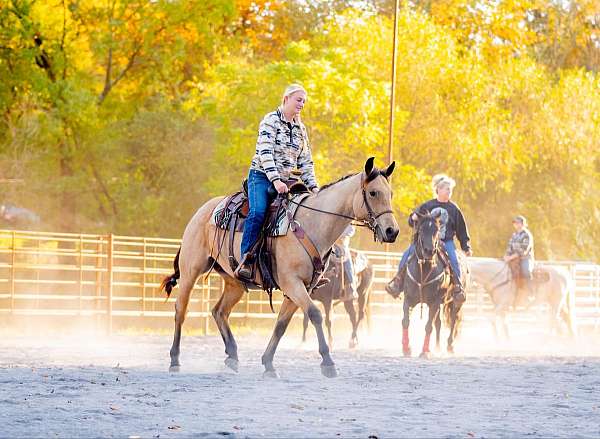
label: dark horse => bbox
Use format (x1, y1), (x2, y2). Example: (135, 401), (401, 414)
(302, 248), (374, 349)
(393, 211), (466, 358)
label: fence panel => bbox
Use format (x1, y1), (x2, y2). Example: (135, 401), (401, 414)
(1, 230), (598, 333)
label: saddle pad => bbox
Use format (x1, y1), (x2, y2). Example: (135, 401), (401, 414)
(211, 193), (310, 237)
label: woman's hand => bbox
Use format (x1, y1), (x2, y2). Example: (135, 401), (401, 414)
(411, 213), (419, 222)
(274, 180), (289, 194)
(465, 249), (473, 257)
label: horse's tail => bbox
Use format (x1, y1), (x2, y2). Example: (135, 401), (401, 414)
(160, 247), (181, 298)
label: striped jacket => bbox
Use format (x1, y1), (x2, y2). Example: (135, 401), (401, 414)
(250, 108), (318, 189)
(506, 228), (534, 260)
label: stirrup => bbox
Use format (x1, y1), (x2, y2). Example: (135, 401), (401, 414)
(234, 253), (254, 281)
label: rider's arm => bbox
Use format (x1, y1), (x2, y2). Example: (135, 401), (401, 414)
(256, 116), (283, 184)
(297, 125), (318, 190)
(455, 207), (471, 253)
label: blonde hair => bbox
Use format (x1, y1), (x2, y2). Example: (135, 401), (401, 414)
(281, 83), (307, 105)
(431, 174), (456, 197)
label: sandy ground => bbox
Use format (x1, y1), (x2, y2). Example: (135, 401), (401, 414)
(1, 319), (600, 438)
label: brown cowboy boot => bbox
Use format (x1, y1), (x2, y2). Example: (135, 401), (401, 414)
(234, 252), (255, 281)
(385, 265), (406, 299)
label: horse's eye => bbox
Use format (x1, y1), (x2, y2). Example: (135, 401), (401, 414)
(369, 191), (377, 197)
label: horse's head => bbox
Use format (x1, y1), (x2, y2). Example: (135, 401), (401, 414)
(353, 157), (399, 243)
(414, 210), (441, 261)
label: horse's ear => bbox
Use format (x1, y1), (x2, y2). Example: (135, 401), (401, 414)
(364, 157), (375, 176)
(383, 161), (395, 179)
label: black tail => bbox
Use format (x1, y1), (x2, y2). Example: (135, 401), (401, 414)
(160, 248), (181, 298)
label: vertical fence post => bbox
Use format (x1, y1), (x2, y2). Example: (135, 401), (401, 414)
(10, 230), (16, 314)
(142, 238), (146, 315)
(79, 234), (83, 313)
(106, 234), (114, 334)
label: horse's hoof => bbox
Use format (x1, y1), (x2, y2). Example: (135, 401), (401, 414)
(403, 348), (412, 358)
(349, 338), (358, 349)
(321, 364), (338, 378)
(224, 357), (239, 372)
(419, 351), (431, 359)
(447, 346), (455, 355)
(169, 365), (180, 373)
(263, 369), (280, 379)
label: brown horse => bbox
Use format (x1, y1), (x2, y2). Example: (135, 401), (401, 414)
(302, 248), (374, 349)
(160, 158), (399, 378)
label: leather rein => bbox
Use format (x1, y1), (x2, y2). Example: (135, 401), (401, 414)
(287, 178), (393, 240)
(284, 176), (392, 291)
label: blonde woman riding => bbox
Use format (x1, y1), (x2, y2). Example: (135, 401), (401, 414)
(235, 84), (319, 281)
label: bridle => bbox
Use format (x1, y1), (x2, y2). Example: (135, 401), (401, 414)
(287, 173), (394, 240)
(407, 216), (447, 316)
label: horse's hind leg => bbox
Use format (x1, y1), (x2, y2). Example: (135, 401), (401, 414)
(212, 276), (245, 372)
(302, 311), (310, 343)
(324, 300), (334, 349)
(170, 274), (201, 372)
(261, 297), (299, 378)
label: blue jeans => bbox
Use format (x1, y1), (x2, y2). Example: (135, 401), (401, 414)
(343, 259), (355, 291)
(396, 240), (460, 278)
(520, 257), (533, 279)
(397, 243), (416, 273)
(240, 170), (274, 255)
(441, 240), (461, 279)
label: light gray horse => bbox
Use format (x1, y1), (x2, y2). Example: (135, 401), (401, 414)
(469, 258), (577, 339)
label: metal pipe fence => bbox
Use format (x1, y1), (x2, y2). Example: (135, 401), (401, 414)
(1, 230), (599, 333)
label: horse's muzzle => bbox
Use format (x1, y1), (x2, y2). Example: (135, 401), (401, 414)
(381, 226), (399, 243)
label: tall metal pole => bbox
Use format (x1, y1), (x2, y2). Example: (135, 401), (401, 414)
(388, 0), (400, 166)
(386, 0), (400, 259)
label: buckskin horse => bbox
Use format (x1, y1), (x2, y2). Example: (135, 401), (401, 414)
(302, 248), (374, 349)
(388, 211), (467, 358)
(469, 258), (577, 339)
(160, 158), (398, 378)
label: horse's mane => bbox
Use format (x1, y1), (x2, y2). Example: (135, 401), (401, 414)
(319, 173), (358, 192)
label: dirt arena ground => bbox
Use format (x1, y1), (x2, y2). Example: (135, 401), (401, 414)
(1, 318), (599, 438)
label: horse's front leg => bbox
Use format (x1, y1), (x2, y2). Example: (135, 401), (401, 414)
(343, 298), (359, 348)
(261, 297), (298, 378)
(420, 302), (439, 359)
(284, 278), (337, 377)
(402, 299), (412, 357)
(434, 309), (442, 351)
